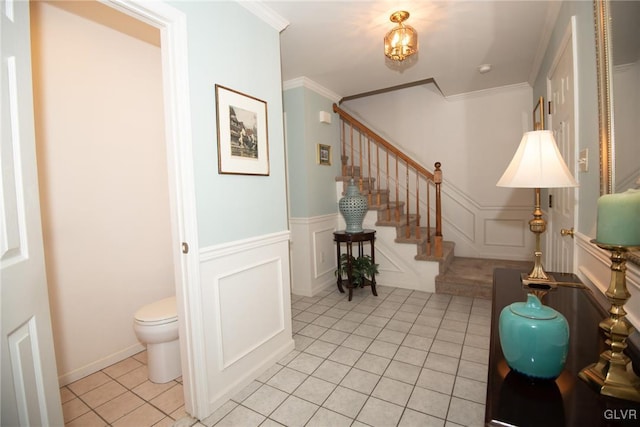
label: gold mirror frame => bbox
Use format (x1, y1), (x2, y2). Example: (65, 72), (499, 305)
(597, 0), (640, 266)
(594, 0), (614, 195)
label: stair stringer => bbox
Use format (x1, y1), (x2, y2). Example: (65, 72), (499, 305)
(366, 222), (439, 293)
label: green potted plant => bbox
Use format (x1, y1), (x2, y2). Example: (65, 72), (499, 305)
(335, 253), (379, 287)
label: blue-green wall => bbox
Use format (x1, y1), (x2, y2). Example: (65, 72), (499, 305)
(284, 86), (340, 218)
(533, 0), (599, 237)
(170, 1), (288, 246)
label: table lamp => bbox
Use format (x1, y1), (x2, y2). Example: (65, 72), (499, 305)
(497, 130), (578, 285)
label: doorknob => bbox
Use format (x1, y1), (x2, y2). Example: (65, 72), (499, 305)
(560, 228), (575, 238)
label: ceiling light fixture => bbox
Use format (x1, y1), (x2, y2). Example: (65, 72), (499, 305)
(384, 11), (418, 62)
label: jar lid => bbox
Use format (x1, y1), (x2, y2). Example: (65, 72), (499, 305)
(508, 293), (558, 320)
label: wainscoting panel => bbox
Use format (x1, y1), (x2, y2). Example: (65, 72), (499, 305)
(290, 215), (337, 296)
(313, 227), (337, 279)
(216, 257), (284, 368)
(441, 181), (534, 260)
(483, 219), (526, 247)
(199, 231), (294, 412)
(441, 190), (476, 241)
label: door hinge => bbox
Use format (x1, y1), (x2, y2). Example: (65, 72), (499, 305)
(548, 194), (553, 208)
(182, 242), (189, 254)
(548, 101), (553, 115)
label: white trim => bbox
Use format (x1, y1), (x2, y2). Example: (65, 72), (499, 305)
(570, 15), (581, 271)
(236, 0), (289, 32)
(289, 213), (338, 225)
(544, 16), (579, 274)
(283, 77), (342, 103)
(100, 0), (205, 418)
(57, 343), (145, 386)
(444, 82), (531, 102)
(547, 20), (573, 81)
(200, 231), (291, 261)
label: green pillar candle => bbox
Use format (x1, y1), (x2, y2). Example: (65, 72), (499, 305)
(596, 189), (640, 246)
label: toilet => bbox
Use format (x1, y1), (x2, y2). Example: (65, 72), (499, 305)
(133, 296), (181, 383)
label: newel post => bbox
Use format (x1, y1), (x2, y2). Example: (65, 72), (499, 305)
(434, 162), (443, 257)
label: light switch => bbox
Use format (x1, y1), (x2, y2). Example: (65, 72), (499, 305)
(579, 149), (588, 172)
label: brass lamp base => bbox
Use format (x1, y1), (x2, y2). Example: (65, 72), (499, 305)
(521, 272), (557, 287)
(521, 188), (554, 289)
(518, 189), (589, 299)
(578, 242), (640, 402)
(521, 272), (557, 300)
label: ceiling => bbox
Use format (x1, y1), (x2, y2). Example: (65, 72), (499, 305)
(263, 0), (562, 100)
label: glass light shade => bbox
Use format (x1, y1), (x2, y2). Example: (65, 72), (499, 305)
(497, 130), (578, 188)
(384, 12), (418, 62)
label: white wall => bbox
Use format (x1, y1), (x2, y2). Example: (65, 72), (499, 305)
(343, 83), (536, 260)
(31, 2), (174, 384)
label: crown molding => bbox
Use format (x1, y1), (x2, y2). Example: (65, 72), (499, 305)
(236, 1), (289, 32)
(282, 77), (342, 103)
(444, 82), (532, 102)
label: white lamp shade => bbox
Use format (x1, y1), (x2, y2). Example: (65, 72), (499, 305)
(497, 130), (578, 188)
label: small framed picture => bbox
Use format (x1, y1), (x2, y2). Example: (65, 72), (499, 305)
(215, 84), (269, 175)
(317, 144), (332, 166)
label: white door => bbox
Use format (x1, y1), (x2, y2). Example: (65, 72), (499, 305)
(547, 25), (577, 274)
(1, 1), (64, 425)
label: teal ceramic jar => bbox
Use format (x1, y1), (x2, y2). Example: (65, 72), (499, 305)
(499, 293), (569, 379)
(339, 178), (368, 233)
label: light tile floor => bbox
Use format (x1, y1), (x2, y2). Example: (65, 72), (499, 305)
(60, 351), (187, 426)
(62, 285), (490, 426)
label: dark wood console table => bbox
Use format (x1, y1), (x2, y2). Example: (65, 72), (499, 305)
(486, 268), (640, 426)
(333, 230), (377, 301)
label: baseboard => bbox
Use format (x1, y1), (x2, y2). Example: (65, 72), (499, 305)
(58, 342), (145, 386)
(205, 339), (295, 417)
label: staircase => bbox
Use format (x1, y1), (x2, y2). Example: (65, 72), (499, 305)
(334, 103), (531, 298)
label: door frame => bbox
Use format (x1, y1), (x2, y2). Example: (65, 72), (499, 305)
(99, 0), (206, 418)
(545, 16), (580, 273)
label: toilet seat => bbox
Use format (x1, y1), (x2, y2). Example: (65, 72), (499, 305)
(135, 296), (177, 326)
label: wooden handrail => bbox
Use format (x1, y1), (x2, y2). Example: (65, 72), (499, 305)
(333, 104), (435, 182)
(333, 103), (443, 258)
